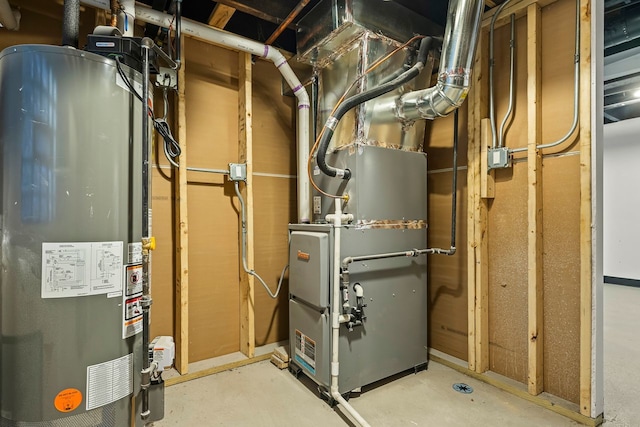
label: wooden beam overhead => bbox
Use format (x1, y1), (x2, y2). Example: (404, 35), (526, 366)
(208, 3), (236, 28)
(213, 0), (296, 27)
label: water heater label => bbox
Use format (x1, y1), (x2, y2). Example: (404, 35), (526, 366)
(313, 196), (322, 214)
(123, 264), (144, 339)
(128, 242), (143, 264)
(41, 242), (124, 299)
(86, 353), (133, 411)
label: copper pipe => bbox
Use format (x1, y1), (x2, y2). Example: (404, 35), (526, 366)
(264, 0), (310, 45)
(110, 0), (118, 27)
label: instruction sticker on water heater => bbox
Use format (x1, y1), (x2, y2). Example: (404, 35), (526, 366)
(122, 264), (144, 339)
(86, 353), (133, 411)
(41, 242), (123, 298)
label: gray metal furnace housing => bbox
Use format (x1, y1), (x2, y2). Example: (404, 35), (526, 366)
(288, 0), (437, 395)
(288, 146), (428, 394)
(0, 45), (145, 426)
(289, 222), (428, 394)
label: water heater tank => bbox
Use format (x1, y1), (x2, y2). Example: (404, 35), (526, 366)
(0, 45), (144, 426)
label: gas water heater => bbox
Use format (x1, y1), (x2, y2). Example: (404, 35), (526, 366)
(0, 44), (159, 426)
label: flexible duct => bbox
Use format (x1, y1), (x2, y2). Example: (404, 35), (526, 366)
(391, 0), (484, 121)
(0, 0), (19, 30)
(132, 6), (311, 223)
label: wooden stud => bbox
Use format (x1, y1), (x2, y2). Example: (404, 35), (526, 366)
(526, 2), (544, 396)
(579, 0), (593, 417)
(174, 37), (190, 375)
(467, 43), (479, 374)
(480, 118), (495, 199)
(238, 52), (256, 358)
(208, 3), (236, 28)
(475, 175), (489, 374)
(165, 353), (272, 387)
(468, 29), (489, 374)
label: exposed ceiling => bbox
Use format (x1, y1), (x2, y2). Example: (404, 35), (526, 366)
(138, 0), (452, 53)
(605, 0), (640, 123)
(141, 0), (639, 125)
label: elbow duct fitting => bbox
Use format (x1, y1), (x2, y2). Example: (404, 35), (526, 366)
(395, 0), (484, 121)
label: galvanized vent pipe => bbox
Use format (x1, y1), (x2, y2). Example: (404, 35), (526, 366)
(394, 0), (484, 120)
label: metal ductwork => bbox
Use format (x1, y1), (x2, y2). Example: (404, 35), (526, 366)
(381, 0), (484, 121)
(0, 0), (20, 31)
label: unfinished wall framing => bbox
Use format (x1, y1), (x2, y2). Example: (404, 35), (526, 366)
(2, 0), (601, 423)
(427, 0), (601, 422)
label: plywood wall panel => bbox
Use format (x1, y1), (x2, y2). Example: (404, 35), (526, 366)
(253, 176), (296, 346)
(542, 154), (581, 403)
(487, 164), (528, 384)
(150, 170), (176, 340)
(252, 60), (296, 176)
(186, 181), (240, 361)
(540, 0), (580, 153)
(427, 171), (469, 361)
(181, 38), (242, 362)
(250, 59), (297, 346)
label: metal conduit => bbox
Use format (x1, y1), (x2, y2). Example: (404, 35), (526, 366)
(489, 0), (515, 149)
(497, 14), (516, 148)
(511, 0), (580, 154)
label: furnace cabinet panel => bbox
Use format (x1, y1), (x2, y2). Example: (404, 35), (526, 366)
(289, 225), (428, 394)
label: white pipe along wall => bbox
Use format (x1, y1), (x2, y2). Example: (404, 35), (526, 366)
(81, 1), (313, 222)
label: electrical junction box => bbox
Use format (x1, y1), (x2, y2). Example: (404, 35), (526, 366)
(488, 147), (512, 169)
(229, 163), (247, 181)
(157, 67), (178, 90)
(149, 336), (175, 372)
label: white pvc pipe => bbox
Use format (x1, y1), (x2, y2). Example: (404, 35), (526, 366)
(0, 0), (19, 30)
(133, 6), (311, 223)
(330, 198), (371, 427)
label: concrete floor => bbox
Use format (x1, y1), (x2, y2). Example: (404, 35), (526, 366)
(603, 283), (640, 426)
(153, 283), (640, 426)
(156, 360), (579, 426)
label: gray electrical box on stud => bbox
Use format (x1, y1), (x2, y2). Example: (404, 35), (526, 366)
(229, 163), (247, 181)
